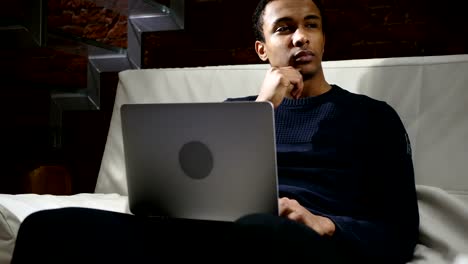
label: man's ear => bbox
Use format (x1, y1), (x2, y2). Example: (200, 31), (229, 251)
(255, 40), (268, 62)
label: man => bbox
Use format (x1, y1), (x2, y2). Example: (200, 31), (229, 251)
(11, 0), (419, 263)
(227, 0), (420, 262)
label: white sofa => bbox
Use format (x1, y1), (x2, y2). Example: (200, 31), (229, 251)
(1, 54), (468, 264)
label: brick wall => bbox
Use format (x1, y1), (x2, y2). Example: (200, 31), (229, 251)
(43, 0), (468, 67)
(143, 0), (468, 68)
(48, 0), (128, 48)
(323, 0), (467, 60)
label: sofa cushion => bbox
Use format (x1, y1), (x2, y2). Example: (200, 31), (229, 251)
(0, 193), (129, 263)
(414, 185), (468, 263)
(2, 187), (466, 264)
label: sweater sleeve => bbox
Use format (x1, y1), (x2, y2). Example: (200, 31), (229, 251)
(328, 102), (419, 264)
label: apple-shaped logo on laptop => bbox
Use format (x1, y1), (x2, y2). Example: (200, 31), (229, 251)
(179, 141), (213, 179)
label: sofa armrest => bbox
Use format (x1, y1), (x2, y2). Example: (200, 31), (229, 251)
(411, 185), (468, 264)
(0, 193), (130, 263)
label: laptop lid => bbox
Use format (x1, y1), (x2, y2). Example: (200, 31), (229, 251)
(120, 101), (279, 222)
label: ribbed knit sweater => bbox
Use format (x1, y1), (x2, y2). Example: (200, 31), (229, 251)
(226, 85), (419, 263)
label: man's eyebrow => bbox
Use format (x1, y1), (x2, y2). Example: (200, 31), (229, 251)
(271, 14), (321, 26)
(271, 17), (293, 26)
(304, 14), (321, 21)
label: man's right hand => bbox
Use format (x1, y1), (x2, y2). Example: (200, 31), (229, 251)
(256, 66), (304, 108)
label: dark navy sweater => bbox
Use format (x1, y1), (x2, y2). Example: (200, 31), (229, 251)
(227, 85), (419, 263)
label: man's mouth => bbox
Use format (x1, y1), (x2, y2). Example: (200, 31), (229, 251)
(293, 50), (314, 63)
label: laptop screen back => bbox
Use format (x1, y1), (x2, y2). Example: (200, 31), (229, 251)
(120, 101), (279, 222)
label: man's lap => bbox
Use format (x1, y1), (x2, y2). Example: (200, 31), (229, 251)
(11, 207), (348, 263)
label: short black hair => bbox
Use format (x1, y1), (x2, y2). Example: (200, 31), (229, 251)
(252, 0), (326, 42)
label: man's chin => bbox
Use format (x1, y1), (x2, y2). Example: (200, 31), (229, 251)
(296, 65), (318, 77)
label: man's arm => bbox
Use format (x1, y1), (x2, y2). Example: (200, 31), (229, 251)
(332, 102), (419, 263)
(280, 102), (419, 263)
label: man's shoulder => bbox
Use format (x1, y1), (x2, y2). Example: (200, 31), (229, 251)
(224, 95), (258, 102)
(334, 85), (390, 110)
(333, 85), (403, 125)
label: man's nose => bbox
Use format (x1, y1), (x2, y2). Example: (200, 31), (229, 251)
(292, 27), (309, 47)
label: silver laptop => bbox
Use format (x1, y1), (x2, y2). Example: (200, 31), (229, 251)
(120, 101), (279, 222)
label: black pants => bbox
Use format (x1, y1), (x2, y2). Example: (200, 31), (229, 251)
(11, 207), (356, 263)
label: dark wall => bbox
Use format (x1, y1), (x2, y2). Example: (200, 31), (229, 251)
(324, 0), (467, 60)
(143, 0), (468, 68)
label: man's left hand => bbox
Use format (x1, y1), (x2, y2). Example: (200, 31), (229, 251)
(279, 197), (336, 236)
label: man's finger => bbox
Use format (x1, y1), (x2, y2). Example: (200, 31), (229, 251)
(285, 70), (303, 99)
(278, 198), (292, 216)
(295, 77), (304, 98)
(287, 211), (302, 222)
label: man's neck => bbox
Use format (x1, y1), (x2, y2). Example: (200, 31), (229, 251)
(300, 72), (331, 98)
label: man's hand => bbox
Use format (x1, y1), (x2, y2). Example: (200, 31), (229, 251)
(256, 67), (304, 108)
(279, 197), (336, 236)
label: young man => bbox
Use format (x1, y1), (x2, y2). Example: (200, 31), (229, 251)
(11, 0), (419, 263)
(228, 0), (420, 262)
(229, 0), (419, 263)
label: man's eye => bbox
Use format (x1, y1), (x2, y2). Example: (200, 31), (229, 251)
(306, 23), (318, 28)
(275, 26), (290, 33)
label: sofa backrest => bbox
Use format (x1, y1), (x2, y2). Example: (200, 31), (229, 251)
(94, 54), (468, 205)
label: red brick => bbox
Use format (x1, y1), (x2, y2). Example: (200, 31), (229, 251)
(62, 25), (85, 36)
(83, 24), (109, 39)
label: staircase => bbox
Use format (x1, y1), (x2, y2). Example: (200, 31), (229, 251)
(0, 0), (186, 194)
(51, 0), (185, 145)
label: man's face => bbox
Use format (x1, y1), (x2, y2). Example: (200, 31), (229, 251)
(256, 0), (325, 76)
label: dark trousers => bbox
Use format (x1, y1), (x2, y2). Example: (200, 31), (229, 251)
(11, 207), (356, 263)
